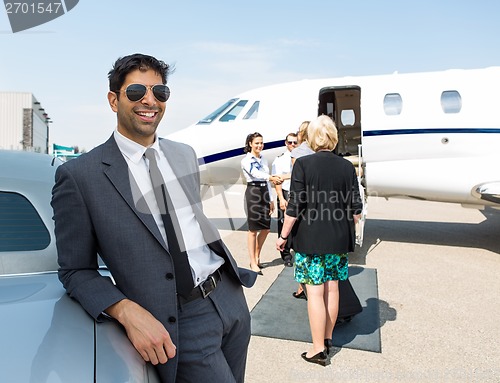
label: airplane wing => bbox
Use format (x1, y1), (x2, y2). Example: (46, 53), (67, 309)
(472, 182), (500, 205)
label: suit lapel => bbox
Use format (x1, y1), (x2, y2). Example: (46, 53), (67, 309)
(101, 136), (167, 250)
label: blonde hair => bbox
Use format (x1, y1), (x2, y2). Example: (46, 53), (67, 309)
(297, 121), (310, 143)
(308, 115), (338, 152)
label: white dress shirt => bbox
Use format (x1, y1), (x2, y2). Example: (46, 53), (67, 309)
(271, 150), (292, 192)
(240, 152), (274, 201)
(114, 131), (224, 287)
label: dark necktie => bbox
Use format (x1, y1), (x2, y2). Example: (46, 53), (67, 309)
(144, 148), (194, 298)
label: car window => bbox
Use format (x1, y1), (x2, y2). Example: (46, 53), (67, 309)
(0, 191), (50, 252)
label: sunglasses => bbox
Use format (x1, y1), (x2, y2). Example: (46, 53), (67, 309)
(118, 84), (170, 103)
(287, 140), (298, 145)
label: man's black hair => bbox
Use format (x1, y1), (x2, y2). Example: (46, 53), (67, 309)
(108, 53), (171, 95)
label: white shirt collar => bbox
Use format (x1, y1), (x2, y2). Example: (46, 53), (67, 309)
(113, 130), (160, 164)
(248, 152), (261, 161)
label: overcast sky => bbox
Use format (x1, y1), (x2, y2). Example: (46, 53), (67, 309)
(1, 0), (499, 151)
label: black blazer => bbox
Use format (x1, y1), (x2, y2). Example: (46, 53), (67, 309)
(286, 151), (363, 254)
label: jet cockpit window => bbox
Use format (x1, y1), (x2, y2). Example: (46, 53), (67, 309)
(441, 90), (462, 113)
(383, 93), (403, 115)
(243, 101), (260, 120)
(197, 98), (238, 124)
(219, 100), (248, 122)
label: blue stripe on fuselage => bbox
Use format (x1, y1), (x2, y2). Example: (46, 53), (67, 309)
(198, 128), (500, 164)
(198, 140), (284, 165)
(363, 128), (500, 136)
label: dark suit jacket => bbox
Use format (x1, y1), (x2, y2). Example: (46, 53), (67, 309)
(286, 151), (363, 254)
(51, 135), (256, 380)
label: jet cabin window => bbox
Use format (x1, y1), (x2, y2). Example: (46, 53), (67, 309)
(219, 100), (248, 122)
(0, 192), (50, 252)
(197, 98), (237, 124)
(441, 90), (462, 113)
(383, 93), (403, 115)
(341, 109), (355, 126)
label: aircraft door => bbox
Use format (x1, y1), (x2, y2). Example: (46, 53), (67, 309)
(318, 86), (366, 246)
(318, 86), (362, 157)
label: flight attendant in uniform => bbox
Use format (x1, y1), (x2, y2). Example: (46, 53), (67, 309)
(241, 132), (282, 274)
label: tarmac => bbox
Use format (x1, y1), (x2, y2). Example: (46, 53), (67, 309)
(201, 184), (500, 383)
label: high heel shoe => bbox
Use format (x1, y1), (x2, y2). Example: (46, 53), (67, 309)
(324, 339), (333, 355)
(301, 350), (327, 366)
(256, 257), (266, 269)
(250, 264), (263, 275)
(292, 291), (307, 300)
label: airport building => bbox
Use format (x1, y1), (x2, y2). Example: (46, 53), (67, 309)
(0, 92), (51, 153)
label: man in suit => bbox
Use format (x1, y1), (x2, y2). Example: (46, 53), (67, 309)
(271, 132), (298, 267)
(51, 53), (257, 382)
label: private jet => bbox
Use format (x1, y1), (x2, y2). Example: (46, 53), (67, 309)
(167, 66), (500, 209)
